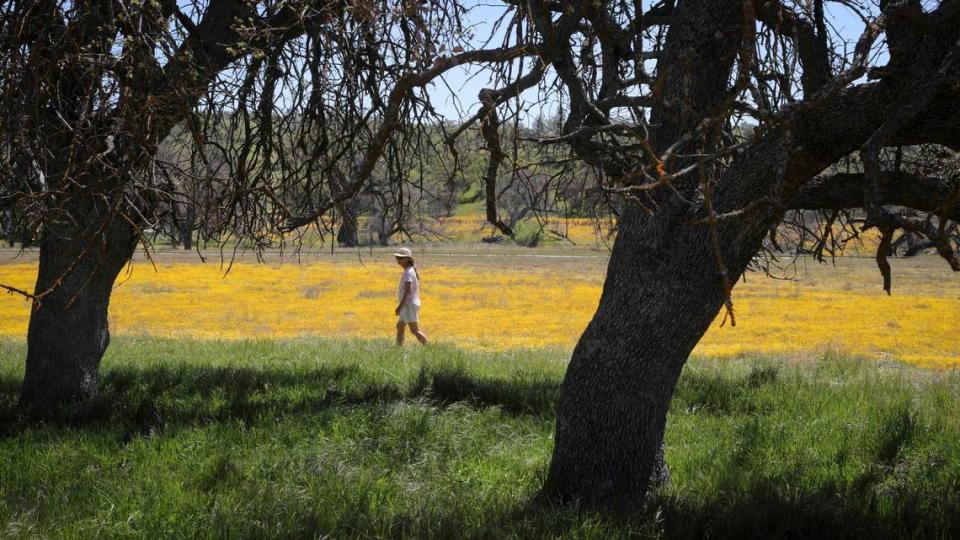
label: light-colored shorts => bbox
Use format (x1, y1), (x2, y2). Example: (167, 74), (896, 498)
(398, 303), (420, 323)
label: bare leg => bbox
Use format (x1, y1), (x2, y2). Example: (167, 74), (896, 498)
(396, 321), (406, 346)
(408, 322), (428, 345)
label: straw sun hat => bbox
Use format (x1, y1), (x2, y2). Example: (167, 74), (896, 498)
(393, 247), (414, 262)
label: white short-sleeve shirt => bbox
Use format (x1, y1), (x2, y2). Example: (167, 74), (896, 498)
(398, 266), (421, 306)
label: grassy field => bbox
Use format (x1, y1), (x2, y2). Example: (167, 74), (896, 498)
(1, 250), (957, 366)
(2, 338), (960, 538)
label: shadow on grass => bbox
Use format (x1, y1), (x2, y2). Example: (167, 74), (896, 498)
(412, 366), (560, 416)
(340, 483), (960, 540)
(651, 485), (960, 539)
(672, 363), (781, 415)
(2, 358), (957, 537)
(0, 361), (560, 438)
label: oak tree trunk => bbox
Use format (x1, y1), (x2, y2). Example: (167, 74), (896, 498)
(541, 75), (960, 509)
(19, 202), (137, 415)
(542, 197), (771, 509)
(542, 0), (755, 509)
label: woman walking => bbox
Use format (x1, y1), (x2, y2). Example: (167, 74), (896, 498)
(394, 247), (428, 345)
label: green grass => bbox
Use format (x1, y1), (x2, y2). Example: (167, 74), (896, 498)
(1, 338), (959, 538)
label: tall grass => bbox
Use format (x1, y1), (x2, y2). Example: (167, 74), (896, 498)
(1, 338), (959, 538)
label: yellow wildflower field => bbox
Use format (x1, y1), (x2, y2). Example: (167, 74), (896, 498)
(0, 253), (957, 368)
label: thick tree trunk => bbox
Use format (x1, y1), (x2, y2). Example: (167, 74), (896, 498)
(543, 194), (771, 508)
(19, 210), (137, 415)
(541, 68), (960, 508)
(542, 0), (750, 509)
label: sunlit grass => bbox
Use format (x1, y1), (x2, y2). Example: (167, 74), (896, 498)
(0, 254), (957, 367)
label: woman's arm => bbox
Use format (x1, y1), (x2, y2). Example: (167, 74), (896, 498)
(395, 281), (413, 315)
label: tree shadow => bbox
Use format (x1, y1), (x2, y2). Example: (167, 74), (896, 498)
(379, 470), (960, 539)
(411, 366), (559, 416)
(3, 360), (956, 537)
(351, 478), (960, 540)
(650, 484), (960, 539)
(0, 362), (561, 439)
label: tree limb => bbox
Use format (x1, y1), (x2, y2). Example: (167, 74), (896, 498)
(789, 171), (960, 222)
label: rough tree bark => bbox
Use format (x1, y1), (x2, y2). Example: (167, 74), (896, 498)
(19, 195), (137, 413)
(543, 0), (746, 509)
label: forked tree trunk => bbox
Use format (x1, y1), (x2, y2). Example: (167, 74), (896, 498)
(19, 208), (137, 415)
